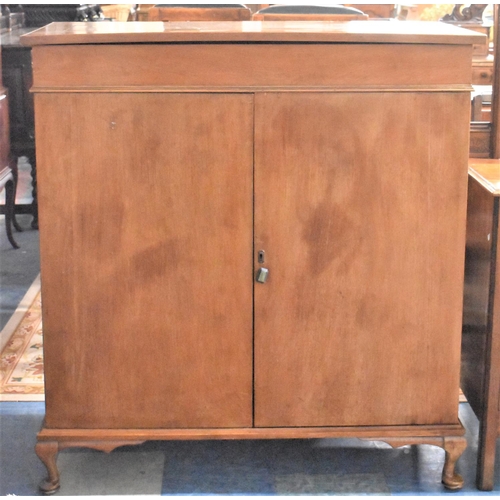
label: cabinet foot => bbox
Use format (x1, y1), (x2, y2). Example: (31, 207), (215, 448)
(35, 437), (145, 493)
(441, 437), (467, 490)
(35, 441), (60, 495)
(367, 435), (467, 491)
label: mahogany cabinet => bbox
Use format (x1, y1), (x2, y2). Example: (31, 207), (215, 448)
(22, 21), (482, 493)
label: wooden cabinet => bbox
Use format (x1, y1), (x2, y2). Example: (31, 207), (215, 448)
(462, 160), (500, 491)
(254, 91), (468, 428)
(22, 21), (482, 494)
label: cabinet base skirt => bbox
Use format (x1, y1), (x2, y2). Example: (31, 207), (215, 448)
(35, 422), (467, 494)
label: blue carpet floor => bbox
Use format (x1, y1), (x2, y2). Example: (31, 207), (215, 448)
(1, 402), (500, 496)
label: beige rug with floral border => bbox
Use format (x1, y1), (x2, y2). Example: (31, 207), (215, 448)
(0, 275), (44, 401)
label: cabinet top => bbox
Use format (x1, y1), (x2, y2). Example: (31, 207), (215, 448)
(21, 20), (484, 46)
(469, 160), (500, 196)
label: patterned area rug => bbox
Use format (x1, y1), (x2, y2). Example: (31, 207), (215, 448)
(0, 277), (44, 401)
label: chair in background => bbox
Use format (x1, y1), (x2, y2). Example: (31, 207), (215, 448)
(147, 4), (252, 22)
(252, 4), (368, 21)
(0, 165), (20, 249)
(0, 42), (21, 249)
(346, 4), (396, 19)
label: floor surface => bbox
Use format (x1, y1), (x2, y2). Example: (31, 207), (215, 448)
(1, 402), (500, 495)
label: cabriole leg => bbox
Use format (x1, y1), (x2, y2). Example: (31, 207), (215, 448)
(35, 441), (60, 495)
(441, 437), (467, 490)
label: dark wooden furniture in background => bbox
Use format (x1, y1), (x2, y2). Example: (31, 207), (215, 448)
(462, 159), (500, 491)
(0, 42), (21, 248)
(346, 4), (396, 19)
(20, 4), (105, 26)
(147, 4), (251, 22)
(0, 4), (113, 230)
(461, 5), (500, 492)
(0, 26), (37, 229)
(441, 4), (495, 159)
(23, 20), (480, 494)
(252, 4), (368, 21)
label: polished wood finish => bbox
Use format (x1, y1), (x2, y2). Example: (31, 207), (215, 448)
(470, 122), (492, 158)
(36, 93), (254, 429)
(472, 57), (494, 85)
(35, 442), (60, 494)
(29, 44), (470, 92)
(462, 159), (500, 490)
(29, 43), (474, 92)
(21, 20), (484, 46)
(36, 423), (465, 441)
(25, 21), (476, 492)
(254, 91), (469, 428)
(35, 430), (466, 493)
(147, 5), (251, 22)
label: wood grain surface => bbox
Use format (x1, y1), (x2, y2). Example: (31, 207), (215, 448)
(36, 93), (254, 429)
(30, 43), (473, 91)
(254, 92), (470, 427)
(21, 20), (484, 46)
(462, 166), (500, 490)
(469, 160), (500, 195)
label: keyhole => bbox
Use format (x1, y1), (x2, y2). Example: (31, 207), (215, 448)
(258, 250), (265, 264)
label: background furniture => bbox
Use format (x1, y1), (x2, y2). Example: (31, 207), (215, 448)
(23, 20), (480, 494)
(147, 4), (251, 22)
(20, 4), (106, 26)
(0, 4), (117, 230)
(346, 4), (396, 19)
(0, 43), (21, 248)
(461, 5), (500, 492)
(0, 26), (37, 229)
(463, 159), (500, 491)
(252, 4), (367, 21)
(0, 167), (19, 249)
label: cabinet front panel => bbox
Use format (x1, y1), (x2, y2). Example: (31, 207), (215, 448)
(36, 93), (254, 429)
(254, 92), (469, 427)
(31, 43), (472, 90)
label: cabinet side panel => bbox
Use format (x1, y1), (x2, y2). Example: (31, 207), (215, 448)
(35, 93), (254, 429)
(461, 177), (495, 418)
(254, 92), (469, 427)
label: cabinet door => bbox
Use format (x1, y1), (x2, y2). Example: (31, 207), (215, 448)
(36, 93), (254, 429)
(254, 92), (469, 427)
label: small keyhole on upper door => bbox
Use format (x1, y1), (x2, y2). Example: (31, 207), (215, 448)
(258, 250), (265, 263)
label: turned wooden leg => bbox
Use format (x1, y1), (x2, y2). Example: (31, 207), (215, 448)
(35, 441), (60, 495)
(441, 437), (467, 490)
